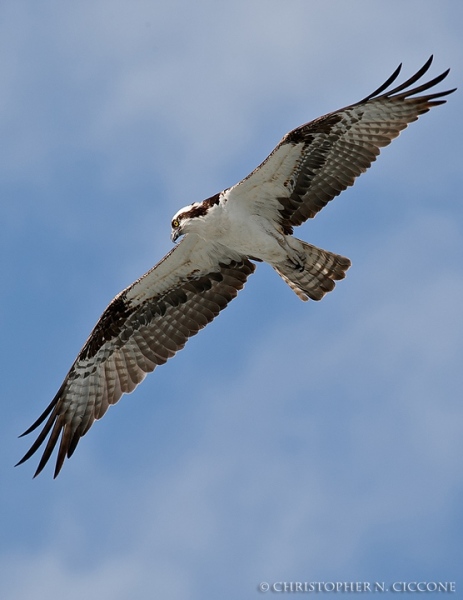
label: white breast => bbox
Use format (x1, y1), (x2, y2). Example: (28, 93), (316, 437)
(206, 191), (289, 263)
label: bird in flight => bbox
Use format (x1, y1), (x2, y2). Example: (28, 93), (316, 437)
(17, 56), (454, 477)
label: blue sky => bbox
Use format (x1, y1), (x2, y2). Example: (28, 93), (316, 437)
(1, 1), (462, 598)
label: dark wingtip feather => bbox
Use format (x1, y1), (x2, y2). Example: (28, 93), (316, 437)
(361, 62), (402, 102)
(396, 68), (452, 99)
(359, 56), (455, 105)
(18, 379), (67, 439)
(379, 55), (435, 97)
(31, 419), (64, 477)
(18, 397), (57, 438)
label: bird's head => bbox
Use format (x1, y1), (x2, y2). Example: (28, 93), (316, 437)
(170, 202), (208, 243)
(170, 212), (185, 243)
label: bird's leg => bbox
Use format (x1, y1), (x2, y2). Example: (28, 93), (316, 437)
(283, 242), (306, 272)
(272, 232), (306, 272)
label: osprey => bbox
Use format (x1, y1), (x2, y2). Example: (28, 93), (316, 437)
(18, 57), (454, 477)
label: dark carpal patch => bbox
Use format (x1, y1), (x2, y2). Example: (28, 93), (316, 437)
(79, 293), (136, 360)
(284, 112), (342, 144)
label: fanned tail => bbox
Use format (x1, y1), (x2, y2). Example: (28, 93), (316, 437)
(274, 240), (351, 301)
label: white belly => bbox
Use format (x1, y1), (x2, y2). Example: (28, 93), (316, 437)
(207, 205), (289, 263)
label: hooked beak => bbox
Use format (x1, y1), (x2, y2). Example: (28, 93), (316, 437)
(171, 229), (181, 243)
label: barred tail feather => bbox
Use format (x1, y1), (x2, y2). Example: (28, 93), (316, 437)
(274, 241), (351, 301)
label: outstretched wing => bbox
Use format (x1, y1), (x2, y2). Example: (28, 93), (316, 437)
(230, 56), (455, 233)
(17, 234), (255, 477)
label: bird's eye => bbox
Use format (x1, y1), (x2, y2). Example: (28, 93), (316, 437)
(172, 219), (179, 228)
